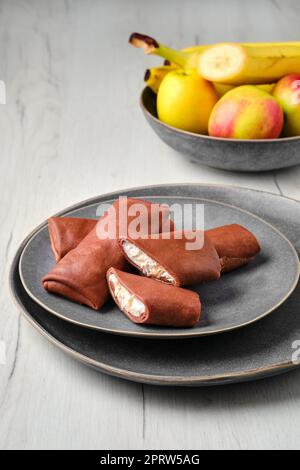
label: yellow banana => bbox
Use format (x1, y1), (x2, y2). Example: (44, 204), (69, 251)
(256, 83), (276, 94)
(144, 65), (275, 97)
(213, 83), (233, 97)
(215, 83), (275, 95)
(144, 65), (178, 93)
(130, 33), (300, 85)
(199, 43), (300, 85)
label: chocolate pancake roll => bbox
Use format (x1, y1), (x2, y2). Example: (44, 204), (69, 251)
(47, 218), (259, 276)
(107, 268), (201, 327)
(48, 215), (174, 262)
(119, 230), (221, 286)
(206, 224), (260, 273)
(43, 198), (174, 310)
(48, 217), (97, 262)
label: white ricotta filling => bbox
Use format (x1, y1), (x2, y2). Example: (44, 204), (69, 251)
(109, 273), (146, 318)
(122, 240), (175, 284)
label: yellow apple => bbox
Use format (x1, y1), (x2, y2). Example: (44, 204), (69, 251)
(157, 69), (219, 134)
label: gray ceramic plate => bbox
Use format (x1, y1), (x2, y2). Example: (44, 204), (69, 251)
(141, 87), (300, 172)
(19, 193), (299, 339)
(9, 184), (300, 386)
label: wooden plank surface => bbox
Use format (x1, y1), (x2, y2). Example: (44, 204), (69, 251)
(0, 0), (300, 450)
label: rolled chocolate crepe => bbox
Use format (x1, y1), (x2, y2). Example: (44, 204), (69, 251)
(48, 217), (97, 262)
(48, 216), (175, 261)
(119, 231), (221, 286)
(206, 224), (260, 273)
(43, 198), (173, 310)
(48, 218), (259, 275)
(107, 268), (201, 327)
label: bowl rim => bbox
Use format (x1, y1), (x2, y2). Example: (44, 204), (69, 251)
(140, 86), (300, 144)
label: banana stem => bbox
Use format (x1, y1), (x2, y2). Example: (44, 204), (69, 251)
(129, 33), (189, 68)
(156, 44), (189, 68)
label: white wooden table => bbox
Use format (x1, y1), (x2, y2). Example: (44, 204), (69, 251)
(1, 0), (300, 450)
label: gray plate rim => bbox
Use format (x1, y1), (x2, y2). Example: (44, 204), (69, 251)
(8, 181), (300, 386)
(9, 281), (298, 386)
(18, 194), (300, 339)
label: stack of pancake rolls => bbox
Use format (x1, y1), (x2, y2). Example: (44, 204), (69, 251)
(43, 198), (260, 328)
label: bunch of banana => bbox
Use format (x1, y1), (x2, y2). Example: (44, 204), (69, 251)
(130, 33), (300, 85)
(144, 65), (275, 96)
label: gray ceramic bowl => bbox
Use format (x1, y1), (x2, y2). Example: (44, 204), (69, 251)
(141, 87), (300, 172)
